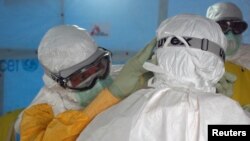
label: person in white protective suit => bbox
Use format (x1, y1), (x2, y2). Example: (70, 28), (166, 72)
(14, 25), (156, 141)
(77, 14), (250, 141)
(207, 2), (250, 106)
(14, 25), (113, 141)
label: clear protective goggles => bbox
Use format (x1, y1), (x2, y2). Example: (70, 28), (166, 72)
(157, 36), (225, 62)
(217, 20), (248, 35)
(44, 47), (111, 91)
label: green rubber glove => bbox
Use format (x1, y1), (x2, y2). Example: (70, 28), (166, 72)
(109, 38), (157, 99)
(216, 72), (237, 97)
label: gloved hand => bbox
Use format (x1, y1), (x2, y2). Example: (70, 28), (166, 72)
(109, 38), (157, 99)
(216, 72), (237, 97)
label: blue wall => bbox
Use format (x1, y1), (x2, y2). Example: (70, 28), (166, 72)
(64, 0), (158, 52)
(0, 0), (62, 49)
(2, 59), (43, 114)
(0, 0), (63, 114)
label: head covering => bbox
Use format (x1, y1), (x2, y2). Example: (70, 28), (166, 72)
(144, 14), (227, 92)
(206, 2), (243, 21)
(38, 25), (98, 73)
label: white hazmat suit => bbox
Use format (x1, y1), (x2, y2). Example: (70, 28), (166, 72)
(77, 14), (250, 141)
(14, 25), (100, 133)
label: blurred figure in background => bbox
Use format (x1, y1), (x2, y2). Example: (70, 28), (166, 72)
(207, 2), (250, 107)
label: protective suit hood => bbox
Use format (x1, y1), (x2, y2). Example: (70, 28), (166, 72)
(38, 25), (99, 87)
(206, 2), (243, 21)
(144, 14), (227, 92)
(38, 25), (98, 73)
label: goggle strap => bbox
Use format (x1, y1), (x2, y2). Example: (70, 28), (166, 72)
(157, 37), (225, 62)
(42, 68), (67, 88)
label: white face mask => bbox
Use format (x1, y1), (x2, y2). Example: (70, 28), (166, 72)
(225, 31), (242, 56)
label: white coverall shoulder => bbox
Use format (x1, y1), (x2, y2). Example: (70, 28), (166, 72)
(77, 14), (250, 141)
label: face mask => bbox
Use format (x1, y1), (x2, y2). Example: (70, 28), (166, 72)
(225, 31), (241, 56)
(75, 76), (113, 107)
